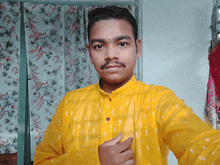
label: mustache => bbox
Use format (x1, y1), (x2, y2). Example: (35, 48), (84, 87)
(100, 61), (126, 70)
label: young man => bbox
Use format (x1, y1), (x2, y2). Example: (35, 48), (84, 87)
(34, 6), (220, 165)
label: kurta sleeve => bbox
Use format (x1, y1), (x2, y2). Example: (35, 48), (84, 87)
(33, 94), (101, 165)
(155, 86), (220, 165)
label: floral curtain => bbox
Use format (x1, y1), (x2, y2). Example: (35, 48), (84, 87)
(0, 1), (139, 161)
(205, 0), (220, 129)
(0, 2), (20, 154)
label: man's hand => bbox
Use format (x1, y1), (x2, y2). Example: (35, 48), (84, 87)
(98, 133), (134, 165)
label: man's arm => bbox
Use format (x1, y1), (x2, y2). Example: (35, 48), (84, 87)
(155, 86), (220, 164)
(33, 94), (100, 165)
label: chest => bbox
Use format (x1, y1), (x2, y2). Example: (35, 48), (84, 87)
(64, 94), (158, 149)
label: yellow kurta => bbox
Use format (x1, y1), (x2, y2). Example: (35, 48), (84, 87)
(34, 75), (220, 165)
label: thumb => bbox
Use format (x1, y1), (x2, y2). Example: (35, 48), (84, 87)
(102, 133), (122, 147)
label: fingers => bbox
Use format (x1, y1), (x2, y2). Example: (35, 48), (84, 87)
(102, 133), (123, 147)
(124, 158), (135, 165)
(116, 137), (133, 153)
(120, 147), (134, 163)
(98, 134), (134, 165)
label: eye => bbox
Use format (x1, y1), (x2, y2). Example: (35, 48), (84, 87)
(94, 44), (103, 50)
(119, 42), (128, 47)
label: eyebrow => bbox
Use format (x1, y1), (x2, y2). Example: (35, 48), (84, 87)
(114, 35), (131, 42)
(90, 35), (131, 45)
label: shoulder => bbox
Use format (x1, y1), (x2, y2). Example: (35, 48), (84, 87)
(64, 84), (98, 100)
(136, 80), (174, 95)
(135, 81), (180, 105)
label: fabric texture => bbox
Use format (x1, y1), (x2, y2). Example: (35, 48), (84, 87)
(205, 0), (220, 130)
(205, 42), (220, 129)
(34, 75), (220, 165)
(0, 2), (20, 154)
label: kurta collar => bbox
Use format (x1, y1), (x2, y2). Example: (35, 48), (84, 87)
(97, 74), (137, 98)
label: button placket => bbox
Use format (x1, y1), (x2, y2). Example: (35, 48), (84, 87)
(107, 97), (114, 140)
(106, 97), (113, 121)
(100, 97), (114, 143)
(106, 97), (112, 122)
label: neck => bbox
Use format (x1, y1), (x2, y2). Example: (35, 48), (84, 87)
(100, 75), (133, 94)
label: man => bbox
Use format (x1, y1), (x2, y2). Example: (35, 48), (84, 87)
(34, 6), (220, 165)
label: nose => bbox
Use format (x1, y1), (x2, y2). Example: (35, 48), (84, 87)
(105, 45), (119, 61)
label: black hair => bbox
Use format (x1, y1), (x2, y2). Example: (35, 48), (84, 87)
(87, 6), (138, 42)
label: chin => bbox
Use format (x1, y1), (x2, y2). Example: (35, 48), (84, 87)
(107, 78), (124, 84)
(102, 74), (130, 84)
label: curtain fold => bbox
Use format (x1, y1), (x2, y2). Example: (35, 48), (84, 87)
(205, 0), (220, 130)
(0, 1), (20, 154)
(205, 43), (220, 130)
(23, 4), (100, 159)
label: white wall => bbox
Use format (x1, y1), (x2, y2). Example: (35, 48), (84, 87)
(142, 0), (213, 164)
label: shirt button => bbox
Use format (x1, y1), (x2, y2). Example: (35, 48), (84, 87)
(109, 98), (112, 101)
(106, 117), (110, 121)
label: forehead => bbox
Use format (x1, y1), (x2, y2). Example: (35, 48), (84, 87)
(89, 19), (134, 42)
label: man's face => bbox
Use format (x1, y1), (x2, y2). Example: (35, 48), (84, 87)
(87, 19), (141, 84)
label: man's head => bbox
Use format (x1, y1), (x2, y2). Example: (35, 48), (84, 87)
(88, 6), (138, 42)
(87, 6), (142, 89)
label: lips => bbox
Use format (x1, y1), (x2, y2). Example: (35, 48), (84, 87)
(105, 65), (122, 69)
(101, 61), (125, 70)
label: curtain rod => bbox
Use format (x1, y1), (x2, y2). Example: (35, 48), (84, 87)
(0, 0), (138, 6)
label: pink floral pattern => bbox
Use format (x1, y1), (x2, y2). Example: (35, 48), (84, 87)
(205, 45), (220, 129)
(205, 72), (220, 129)
(0, 2), (20, 154)
(205, 0), (220, 130)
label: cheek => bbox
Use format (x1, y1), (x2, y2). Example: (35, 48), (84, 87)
(91, 58), (104, 71)
(120, 48), (136, 58)
(123, 55), (137, 70)
(120, 50), (130, 58)
(90, 52), (103, 64)
(121, 52), (136, 64)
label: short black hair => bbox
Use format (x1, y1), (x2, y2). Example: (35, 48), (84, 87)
(87, 6), (138, 42)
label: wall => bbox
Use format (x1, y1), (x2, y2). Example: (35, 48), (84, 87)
(142, 0), (213, 164)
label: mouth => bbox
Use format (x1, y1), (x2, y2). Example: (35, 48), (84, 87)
(104, 65), (123, 72)
(105, 65), (122, 69)
(101, 61), (125, 70)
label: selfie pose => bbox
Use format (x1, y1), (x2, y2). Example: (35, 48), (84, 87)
(33, 6), (220, 165)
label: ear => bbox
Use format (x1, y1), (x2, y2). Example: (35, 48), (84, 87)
(86, 44), (93, 63)
(136, 38), (142, 58)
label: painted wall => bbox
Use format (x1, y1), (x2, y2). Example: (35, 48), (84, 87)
(142, 0), (213, 164)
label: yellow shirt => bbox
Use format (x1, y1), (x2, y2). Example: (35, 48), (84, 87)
(34, 75), (220, 165)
